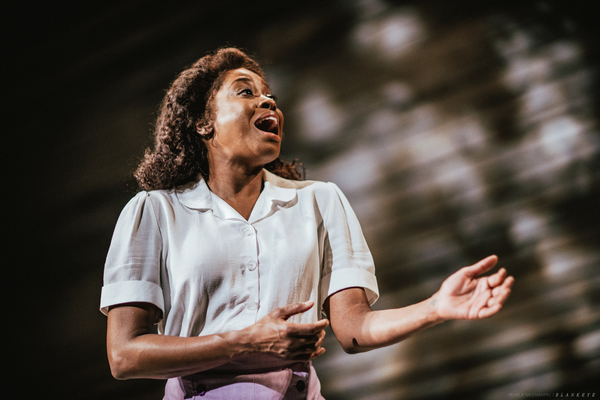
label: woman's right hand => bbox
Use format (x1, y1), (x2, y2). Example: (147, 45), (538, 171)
(106, 300), (328, 380)
(242, 300), (329, 361)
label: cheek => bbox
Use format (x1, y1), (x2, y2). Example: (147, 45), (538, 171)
(214, 108), (250, 136)
(278, 111), (285, 136)
(216, 106), (241, 126)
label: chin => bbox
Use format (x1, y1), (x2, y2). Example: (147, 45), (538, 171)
(264, 157), (279, 166)
(261, 147), (281, 164)
(262, 155), (280, 167)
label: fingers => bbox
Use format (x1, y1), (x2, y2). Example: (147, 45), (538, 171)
(487, 268), (506, 287)
(495, 275), (514, 293)
(270, 300), (329, 334)
(291, 345), (326, 361)
(291, 330), (328, 361)
(489, 276), (514, 306)
(438, 256), (514, 320)
(287, 318), (329, 336)
(271, 323), (327, 361)
(310, 347), (327, 360)
(468, 280), (494, 319)
(463, 255), (498, 278)
(251, 303), (330, 361)
(478, 304), (502, 319)
(479, 275), (514, 318)
(294, 329), (326, 350)
(308, 327), (327, 360)
(273, 300), (315, 320)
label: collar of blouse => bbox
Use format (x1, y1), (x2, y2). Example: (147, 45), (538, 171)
(175, 169), (298, 223)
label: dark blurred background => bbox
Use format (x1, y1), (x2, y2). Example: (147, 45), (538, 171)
(7, 0), (600, 399)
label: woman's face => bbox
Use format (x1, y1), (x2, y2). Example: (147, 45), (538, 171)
(203, 68), (284, 171)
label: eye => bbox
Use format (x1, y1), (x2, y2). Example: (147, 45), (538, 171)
(239, 88), (254, 96)
(265, 94), (278, 102)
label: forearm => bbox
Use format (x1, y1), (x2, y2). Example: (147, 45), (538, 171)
(107, 301), (328, 380)
(108, 329), (251, 380)
(328, 257), (514, 354)
(326, 288), (445, 354)
(346, 297), (443, 353)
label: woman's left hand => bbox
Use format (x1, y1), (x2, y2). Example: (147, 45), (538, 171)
(432, 255), (514, 320)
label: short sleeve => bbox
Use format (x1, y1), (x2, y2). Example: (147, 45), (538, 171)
(100, 192), (165, 317)
(320, 183), (379, 306)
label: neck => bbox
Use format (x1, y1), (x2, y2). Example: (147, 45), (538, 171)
(206, 161), (265, 220)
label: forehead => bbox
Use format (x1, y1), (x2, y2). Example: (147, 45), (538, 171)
(222, 68), (269, 89)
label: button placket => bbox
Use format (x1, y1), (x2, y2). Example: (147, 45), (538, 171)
(240, 223), (260, 314)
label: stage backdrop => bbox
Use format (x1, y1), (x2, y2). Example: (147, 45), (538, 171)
(8, 1), (599, 399)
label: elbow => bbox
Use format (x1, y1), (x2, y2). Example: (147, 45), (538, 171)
(109, 364), (130, 381)
(340, 337), (368, 354)
(342, 346), (360, 355)
(108, 347), (138, 380)
(110, 368), (129, 381)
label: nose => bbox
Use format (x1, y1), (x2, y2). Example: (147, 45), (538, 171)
(258, 94), (277, 110)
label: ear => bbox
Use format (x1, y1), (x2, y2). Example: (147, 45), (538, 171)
(196, 121), (214, 139)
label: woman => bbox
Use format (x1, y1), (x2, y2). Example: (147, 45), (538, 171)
(101, 47), (514, 399)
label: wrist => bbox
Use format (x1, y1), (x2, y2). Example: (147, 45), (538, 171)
(220, 328), (256, 359)
(427, 292), (447, 324)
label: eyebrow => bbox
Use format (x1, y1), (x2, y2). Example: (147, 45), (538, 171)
(232, 77), (253, 84)
(231, 76), (270, 90)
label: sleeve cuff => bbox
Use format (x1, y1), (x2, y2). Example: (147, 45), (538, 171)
(321, 268), (379, 307)
(100, 280), (165, 317)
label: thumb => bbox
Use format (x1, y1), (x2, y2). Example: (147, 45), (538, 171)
(463, 255), (498, 278)
(274, 301), (314, 320)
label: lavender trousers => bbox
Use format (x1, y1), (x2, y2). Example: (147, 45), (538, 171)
(163, 358), (324, 400)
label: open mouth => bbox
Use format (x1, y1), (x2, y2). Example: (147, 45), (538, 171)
(254, 115), (279, 135)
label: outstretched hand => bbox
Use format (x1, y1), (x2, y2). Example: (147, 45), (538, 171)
(433, 255), (514, 320)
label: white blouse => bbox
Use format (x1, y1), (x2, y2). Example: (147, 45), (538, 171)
(100, 170), (379, 338)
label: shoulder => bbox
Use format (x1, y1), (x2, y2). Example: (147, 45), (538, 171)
(121, 189), (181, 218)
(130, 188), (176, 205)
(264, 170), (346, 209)
(264, 169), (338, 193)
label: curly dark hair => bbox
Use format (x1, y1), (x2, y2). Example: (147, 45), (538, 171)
(134, 47), (303, 191)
